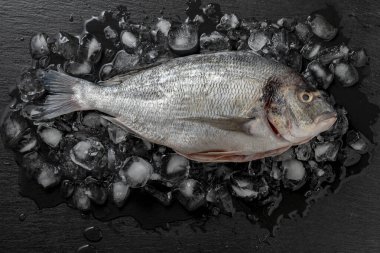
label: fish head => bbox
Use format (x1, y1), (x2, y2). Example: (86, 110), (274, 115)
(266, 77), (337, 144)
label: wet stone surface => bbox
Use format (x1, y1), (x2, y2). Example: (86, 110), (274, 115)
(0, 1), (375, 234)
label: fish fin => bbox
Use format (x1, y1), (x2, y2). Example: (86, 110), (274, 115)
(101, 115), (142, 139)
(98, 60), (167, 86)
(175, 149), (247, 163)
(22, 70), (92, 120)
(244, 146), (291, 160)
(97, 75), (127, 86)
(181, 116), (254, 134)
(175, 145), (291, 163)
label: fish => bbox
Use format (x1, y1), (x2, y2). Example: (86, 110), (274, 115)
(24, 51), (337, 162)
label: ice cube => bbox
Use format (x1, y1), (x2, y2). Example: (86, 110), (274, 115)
(152, 152), (163, 168)
(65, 61), (93, 77)
(350, 48), (369, 68)
(271, 29), (300, 54)
(72, 186), (91, 211)
(168, 24), (199, 55)
(294, 22), (312, 42)
(110, 181), (130, 207)
(144, 183), (173, 206)
(160, 154), (190, 183)
(17, 129), (38, 153)
(240, 19), (260, 32)
(99, 63), (113, 81)
(331, 62), (359, 87)
(321, 106), (349, 139)
(119, 156), (153, 188)
(103, 48), (116, 62)
(230, 172), (267, 199)
(248, 31), (270, 51)
(295, 143), (312, 161)
(112, 50), (140, 73)
(17, 68), (45, 102)
(307, 60), (334, 89)
(37, 164), (61, 188)
(1, 110), (28, 147)
(200, 31), (231, 52)
(143, 49), (159, 64)
(301, 42), (322, 60)
(104, 26), (118, 40)
(155, 18), (171, 36)
(70, 138), (105, 171)
(338, 147), (361, 167)
(272, 148), (295, 161)
(30, 33), (50, 59)
(59, 159), (87, 181)
(192, 14), (205, 25)
(48, 32), (79, 60)
(38, 55), (50, 68)
(346, 130), (370, 154)
(206, 188), (217, 203)
(216, 13), (239, 31)
(82, 112), (104, 129)
(38, 126), (63, 148)
(85, 178), (107, 205)
(317, 45), (350, 65)
(282, 159), (305, 181)
(285, 50), (302, 72)
(307, 14), (338, 41)
(314, 141), (341, 162)
(19, 151), (43, 178)
(176, 179), (206, 211)
(270, 163), (282, 180)
(214, 184), (235, 214)
(276, 17), (296, 30)
(60, 179), (74, 198)
(107, 124), (128, 144)
(202, 3), (222, 21)
(107, 147), (116, 170)
(79, 33), (102, 63)
(121, 31), (138, 49)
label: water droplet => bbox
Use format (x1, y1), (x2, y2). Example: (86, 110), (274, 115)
(19, 213), (26, 221)
(76, 244), (97, 253)
(83, 226), (103, 242)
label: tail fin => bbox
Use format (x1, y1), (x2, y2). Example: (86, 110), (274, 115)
(23, 70), (92, 120)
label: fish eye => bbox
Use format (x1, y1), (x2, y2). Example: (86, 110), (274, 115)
(299, 91), (313, 103)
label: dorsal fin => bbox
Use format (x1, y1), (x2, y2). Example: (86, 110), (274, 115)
(97, 58), (169, 86)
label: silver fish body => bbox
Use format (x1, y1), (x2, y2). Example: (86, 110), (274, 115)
(28, 51), (337, 162)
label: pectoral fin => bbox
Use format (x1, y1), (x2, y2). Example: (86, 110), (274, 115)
(181, 116), (254, 134)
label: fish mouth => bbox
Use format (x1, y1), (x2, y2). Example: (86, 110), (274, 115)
(281, 111), (337, 144)
(314, 112), (337, 125)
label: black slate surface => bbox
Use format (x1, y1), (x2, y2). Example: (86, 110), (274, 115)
(0, 0), (380, 252)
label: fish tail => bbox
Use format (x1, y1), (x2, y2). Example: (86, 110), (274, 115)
(23, 70), (93, 120)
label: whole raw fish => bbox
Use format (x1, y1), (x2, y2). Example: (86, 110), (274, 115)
(25, 51), (336, 162)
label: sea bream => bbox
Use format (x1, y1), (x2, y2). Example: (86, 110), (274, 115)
(25, 51), (337, 162)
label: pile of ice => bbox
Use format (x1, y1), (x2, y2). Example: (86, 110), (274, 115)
(0, 1), (372, 223)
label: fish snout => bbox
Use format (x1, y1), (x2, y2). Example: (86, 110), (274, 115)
(314, 112), (337, 130)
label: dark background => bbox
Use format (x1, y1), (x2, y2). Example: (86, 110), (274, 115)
(1, 0), (379, 252)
